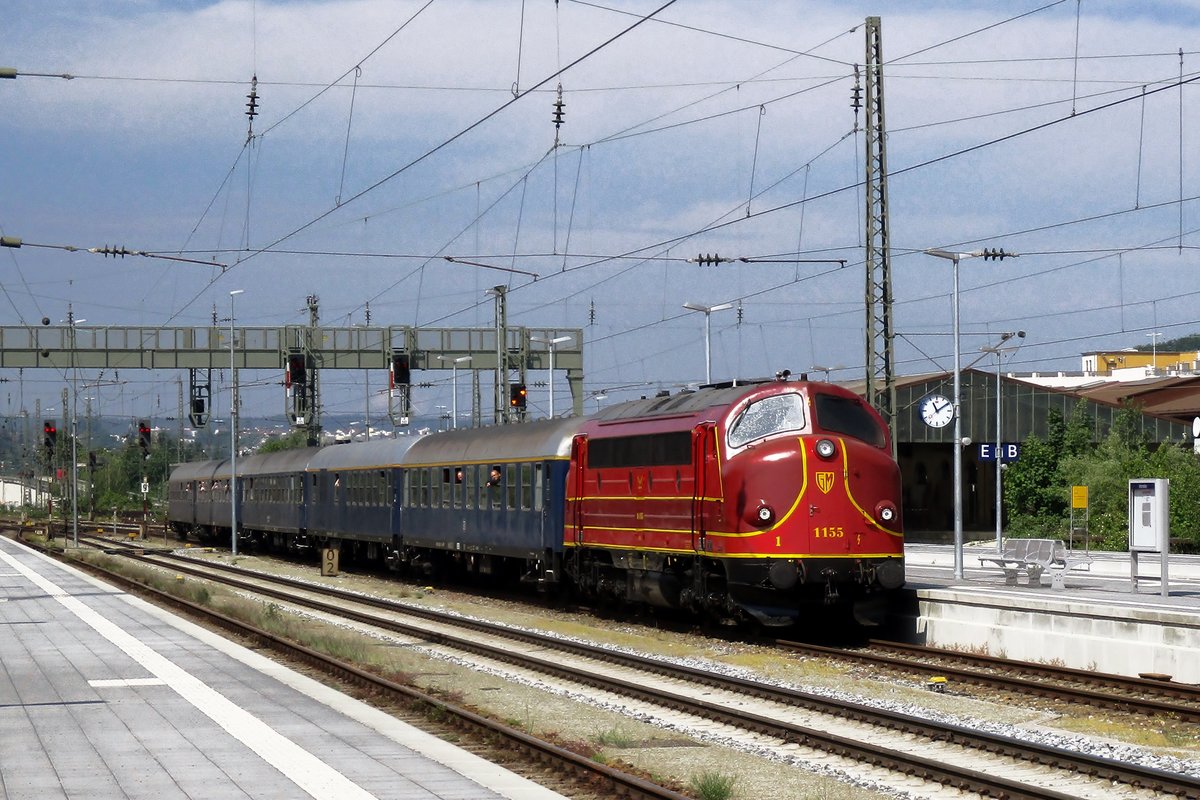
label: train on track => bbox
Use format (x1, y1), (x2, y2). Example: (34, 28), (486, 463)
(168, 375), (905, 626)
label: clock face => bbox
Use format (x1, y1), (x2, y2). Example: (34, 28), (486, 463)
(920, 394), (954, 428)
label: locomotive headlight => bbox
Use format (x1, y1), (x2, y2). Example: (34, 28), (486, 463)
(747, 502), (775, 527)
(815, 438), (836, 459)
(874, 500), (898, 525)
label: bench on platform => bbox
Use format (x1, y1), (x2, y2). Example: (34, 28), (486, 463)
(978, 538), (1093, 588)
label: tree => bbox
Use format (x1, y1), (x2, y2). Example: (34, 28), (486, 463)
(1006, 400), (1200, 552)
(258, 430), (311, 453)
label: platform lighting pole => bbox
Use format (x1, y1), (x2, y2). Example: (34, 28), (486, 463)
(531, 335), (572, 419)
(923, 249), (985, 580)
(68, 312), (85, 548)
(438, 355), (471, 429)
(981, 330), (1025, 553)
(682, 302), (733, 384)
(1147, 331), (1161, 375)
(229, 289), (243, 557)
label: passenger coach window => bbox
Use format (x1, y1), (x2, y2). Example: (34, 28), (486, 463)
(520, 463), (533, 510)
(727, 394), (806, 448)
(534, 464), (544, 511)
(464, 466), (476, 510)
(813, 393), (886, 448)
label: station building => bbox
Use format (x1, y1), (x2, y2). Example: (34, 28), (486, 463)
(846, 354), (1200, 540)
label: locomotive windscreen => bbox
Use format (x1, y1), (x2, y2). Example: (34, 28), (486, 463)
(587, 431), (692, 468)
(813, 393), (887, 448)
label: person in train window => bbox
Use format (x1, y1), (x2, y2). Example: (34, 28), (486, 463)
(455, 469), (464, 484)
(487, 466), (503, 510)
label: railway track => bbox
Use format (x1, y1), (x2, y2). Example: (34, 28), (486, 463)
(68, 536), (1200, 799)
(76, 531), (1200, 718)
(25, 532), (690, 800)
(774, 637), (1200, 723)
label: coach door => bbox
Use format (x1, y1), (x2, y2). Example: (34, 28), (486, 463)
(690, 423), (715, 554)
(569, 434), (588, 546)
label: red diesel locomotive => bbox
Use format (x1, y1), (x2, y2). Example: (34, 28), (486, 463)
(169, 373), (904, 627)
(563, 377), (905, 625)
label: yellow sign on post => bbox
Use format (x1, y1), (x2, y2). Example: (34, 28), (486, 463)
(321, 548), (339, 577)
(1071, 485), (1088, 509)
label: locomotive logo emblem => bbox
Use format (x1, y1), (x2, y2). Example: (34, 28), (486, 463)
(816, 472), (836, 493)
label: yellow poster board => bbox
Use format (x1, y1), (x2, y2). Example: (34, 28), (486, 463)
(1071, 485), (1088, 509)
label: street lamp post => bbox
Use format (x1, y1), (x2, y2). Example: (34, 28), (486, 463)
(531, 335), (572, 419)
(67, 311), (85, 548)
(437, 355), (472, 429)
(981, 330), (1025, 553)
(923, 249), (983, 580)
(229, 289), (243, 557)
(682, 302), (733, 384)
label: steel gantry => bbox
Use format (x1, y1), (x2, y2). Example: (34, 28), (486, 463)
(0, 322), (587, 433)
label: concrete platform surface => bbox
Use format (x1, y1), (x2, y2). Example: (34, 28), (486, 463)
(901, 542), (1200, 683)
(0, 537), (567, 800)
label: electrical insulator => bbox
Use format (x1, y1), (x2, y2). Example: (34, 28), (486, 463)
(246, 74), (259, 121)
(589, 299), (595, 327)
(552, 83), (565, 128)
(851, 64), (863, 111)
(737, 302), (744, 325)
(982, 248), (1016, 261)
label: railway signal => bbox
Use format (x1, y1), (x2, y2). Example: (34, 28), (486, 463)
(391, 353), (410, 387)
(43, 420), (57, 457)
(509, 383), (527, 409)
(138, 419), (151, 458)
(287, 354), (307, 387)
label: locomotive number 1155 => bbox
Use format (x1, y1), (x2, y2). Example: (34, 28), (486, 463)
(814, 526), (845, 538)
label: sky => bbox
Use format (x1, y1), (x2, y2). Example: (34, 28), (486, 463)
(2, 0), (1199, 431)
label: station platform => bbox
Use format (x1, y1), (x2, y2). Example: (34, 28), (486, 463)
(899, 542), (1200, 684)
(0, 536), (566, 800)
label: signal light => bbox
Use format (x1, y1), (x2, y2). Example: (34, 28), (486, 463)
(509, 383), (527, 409)
(391, 353), (411, 387)
(43, 421), (57, 456)
(287, 354), (307, 386)
(138, 420), (151, 458)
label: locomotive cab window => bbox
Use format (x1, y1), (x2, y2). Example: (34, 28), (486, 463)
(726, 393), (806, 448)
(813, 393), (886, 448)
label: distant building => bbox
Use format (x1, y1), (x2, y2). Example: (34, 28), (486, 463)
(1081, 349), (1200, 377)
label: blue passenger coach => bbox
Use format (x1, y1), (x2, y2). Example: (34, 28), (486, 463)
(395, 419), (579, 580)
(305, 439), (420, 562)
(237, 449), (315, 549)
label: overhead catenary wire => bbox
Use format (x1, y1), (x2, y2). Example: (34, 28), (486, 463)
(12, 4), (1200, 420)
